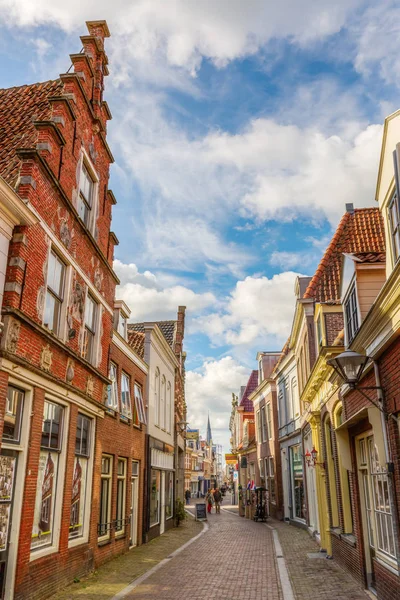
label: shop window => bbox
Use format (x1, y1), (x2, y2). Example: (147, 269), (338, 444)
(69, 414), (91, 540)
(150, 469), (161, 527)
(116, 458), (127, 535)
(83, 294), (97, 364)
(98, 455), (112, 539)
(134, 383), (146, 425)
(106, 363), (118, 412)
(290, 444), (305, 521)
(120, 372), (132, 420)
(165, 471), (173, 520)
(78, 162), (95, 228)
(389, 192), (400, 263)
(3, 386), (24, 444)
(31, 400), (64, 551)
(268, 457), (276, 503)
(43, 250), (66, 336)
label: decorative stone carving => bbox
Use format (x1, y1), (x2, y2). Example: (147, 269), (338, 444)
(40, 344), (53, 372)
(37, 286), (45, 321)
(70, 279), (85, 322)
(86, 375), (94, 397)
(60, 220), (72, 249)
(66, 359), (75, 383)
(5, 318), (20, 353)
(94, 267), (103, 291)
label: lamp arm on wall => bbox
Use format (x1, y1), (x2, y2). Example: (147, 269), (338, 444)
(354, 385), (398, 423)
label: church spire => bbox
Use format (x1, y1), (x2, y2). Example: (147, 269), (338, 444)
(206, 412), (212, 445)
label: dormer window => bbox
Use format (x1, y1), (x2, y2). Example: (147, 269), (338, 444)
(388, 193), (400, 263)
(344, 284), (359, 344)
(113, 301), (131, 341)
(78, 163), (94, 228)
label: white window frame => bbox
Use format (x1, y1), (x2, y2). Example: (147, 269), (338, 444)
(261, 406), (267, 443)
(160, 375), (166, 430)
(117, 311), (128, 340)
(43, 248), (67, 337)
(154, 368), (160, 427)
(134, 382), (147, 425)
(98, 454), (113, 541)
(267, 403), (272, 440)
(77, 150), (99, 235)
(69, 413), (94, 546)
(30, 396), (69, 562)
(388, 191), (400, 265)
(120, 372), (132, 420)
(115, 458), (127, 536)
(83, 292), (100, 366)
(107, 362), (118, 412)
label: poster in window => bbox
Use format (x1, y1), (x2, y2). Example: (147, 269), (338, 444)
(0, 455), (16, 501)
(31, 450), (59, 550)
(69, 456), (88, 539)
(0, 505), (10, 551)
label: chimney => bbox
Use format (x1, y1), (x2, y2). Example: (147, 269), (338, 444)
(345, 203), (354, 214)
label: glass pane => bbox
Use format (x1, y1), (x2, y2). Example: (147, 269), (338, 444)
(100, 478), (109, 528)
(116, 479), (124, 523)
(76, 415), (90, 456)
(101, 457), (110, 474)
(80, 164), (93, 207)
(3, 386), (24, 443)
(85, 296), (96, 330)
(118, 459), (125, 476)
(78, 196), (89, 225)
(149, 470), (160, 526)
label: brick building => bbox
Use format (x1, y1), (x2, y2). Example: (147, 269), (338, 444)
(0, 20), (145, 600)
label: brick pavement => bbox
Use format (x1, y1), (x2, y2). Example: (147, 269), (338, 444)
(271, 520), (370, 600)
(126, 504), (282, 600)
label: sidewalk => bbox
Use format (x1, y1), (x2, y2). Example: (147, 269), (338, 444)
(48, 516), (203, 600)
(270, 519), (369, 600)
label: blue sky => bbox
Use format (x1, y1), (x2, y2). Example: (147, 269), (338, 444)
(1, 0), (399, 451)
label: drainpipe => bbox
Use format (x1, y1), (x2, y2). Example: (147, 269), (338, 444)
(373, 361), (400, 567)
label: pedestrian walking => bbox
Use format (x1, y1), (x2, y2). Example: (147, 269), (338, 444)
(213, 488), (222, 514)
(185, 489), (191, 505)
(206, 490), (213, 513)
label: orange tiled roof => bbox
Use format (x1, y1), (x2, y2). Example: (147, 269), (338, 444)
(304, 208), (385, 303)
(127, 329), (145, 360)
(351, 252), (386, 263)
(0, 79), (63, 186)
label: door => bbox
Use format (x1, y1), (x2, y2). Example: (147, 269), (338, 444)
(356, 433), (397, 590)
(130, 462), (139, 548)
(160, 472), (165, 534)
(281, 449), (290, 521)
(0, 450), (18, 600)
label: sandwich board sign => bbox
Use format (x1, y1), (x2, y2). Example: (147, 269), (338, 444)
(195, 503), (207, 521)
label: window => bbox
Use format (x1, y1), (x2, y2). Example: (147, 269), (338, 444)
(78, 163), (94, 227)
(165, 471), (173, 520)
(31, 400), (64, 550)
(134, 383), (146, 425)
(120, 373), (132, 419)
(256, 410), (262, 443)
(317, 315), (323, 347)
(83, 294), (97, 363)
(259, 459), (265, 481)
(98, 455), (112, 538)
(70, 414), (91, 540)
(267, 403), (272, 440)
(261, 406), (267, 442)
(3, 386), (24, 443)
(358, 435), (396, 562)
(44, 250), (65, 336)
(166, 382), (172, 433)
(154, 368), (160, 427)
(160, 376), (166, 430)
(324, 418), (339, 529)
(116, 459), (127, 535)
(291, 378), (299, 418)
(150, 469), (161, 526)
(117, 312), (127, 340)
(389, 193), (400, 263)
(345, 285), (359, 343)
(107, 363), (118, 411)
(290, 444), (305, 520)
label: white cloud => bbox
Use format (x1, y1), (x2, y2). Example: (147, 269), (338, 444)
(269, 251), (315, 270)
(192, 271), (300, 349)
(114, 259), (216, 322)
(186, 356), (250, 449)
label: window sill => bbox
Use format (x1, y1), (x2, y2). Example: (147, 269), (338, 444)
(373, 555), (399, 576)
(133, 423), (142, 430)
(120, 416), (131, 425)
(97, 537), (111, 547)
(30, 545), (58, 562)
(149, 522), (160, 528)
(115, 532), (126, 540)
(106, 408), (118, 418)
(68, 536), (88, 549)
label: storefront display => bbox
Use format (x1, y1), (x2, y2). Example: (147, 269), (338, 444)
(290, 444), (305, 521)
(150, 469), (160, 527)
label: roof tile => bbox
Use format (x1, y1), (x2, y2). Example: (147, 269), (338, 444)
(127, 330), (145, 359)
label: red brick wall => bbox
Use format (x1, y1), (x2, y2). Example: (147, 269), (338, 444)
(324, 312), (344, 346)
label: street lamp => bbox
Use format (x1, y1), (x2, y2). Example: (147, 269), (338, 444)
(305, 446), (325, 469)
(177, 420), (189, 433)
(326, 350), (370, 387)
